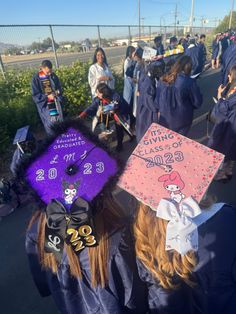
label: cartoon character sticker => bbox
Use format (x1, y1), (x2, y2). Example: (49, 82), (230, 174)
(158, 171), (185, 203)
(62, 179), (81, 204)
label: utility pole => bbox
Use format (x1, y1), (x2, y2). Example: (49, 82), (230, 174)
(174, 3), (178, 36)
(138, 0), (141, 39)
(229, 0), (235, 30)
(141, 17), (145, 37)
(189, 0), (195, 33)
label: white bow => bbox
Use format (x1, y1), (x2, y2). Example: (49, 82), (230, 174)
(156, 197), (202, 255)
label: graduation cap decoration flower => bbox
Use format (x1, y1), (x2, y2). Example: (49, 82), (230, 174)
(18, 119), (119, 260)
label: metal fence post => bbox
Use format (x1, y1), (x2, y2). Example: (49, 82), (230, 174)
(149, 26), (152, 44)
(97, 26), (101, 47)
(49, 25), (59, 68)
(128, 26), (132, 45)
(164, 26), (167, 49)
(0, 54), (6, 80)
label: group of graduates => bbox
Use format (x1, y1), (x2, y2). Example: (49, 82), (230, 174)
(211, 29), (236, 69)
(7, 30), (236, 314)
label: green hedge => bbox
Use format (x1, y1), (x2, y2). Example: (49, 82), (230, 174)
(0, 61), (123, 155)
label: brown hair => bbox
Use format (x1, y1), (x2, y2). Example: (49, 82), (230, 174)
(227, 65), (236, 96)
(134, 195), (216, 290)
(28, 193), (125, 288)
(161, 55), (192, 84)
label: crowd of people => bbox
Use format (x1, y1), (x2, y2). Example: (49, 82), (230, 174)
(5, 29), (236, 314)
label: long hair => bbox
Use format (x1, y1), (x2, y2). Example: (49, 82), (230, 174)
(227, 65), (236, 96)
(134, 195), (216, 290)
(92, 47), (108, 66)
(125, 45), (135, 59)
(28, 193), (125, 288)
(161, 55), (192, 84)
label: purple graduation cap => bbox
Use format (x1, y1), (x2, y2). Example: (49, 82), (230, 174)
(19, 120), (119, 259)
(24, 121), (118, 208)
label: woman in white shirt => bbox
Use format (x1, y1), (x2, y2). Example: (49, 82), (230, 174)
(88, 47), (115, 97)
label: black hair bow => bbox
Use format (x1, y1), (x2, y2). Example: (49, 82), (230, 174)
(44, 197), (97, 262)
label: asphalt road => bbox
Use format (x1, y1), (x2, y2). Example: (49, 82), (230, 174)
(3, 46), (127, 69)
(0, 67), (236, 314)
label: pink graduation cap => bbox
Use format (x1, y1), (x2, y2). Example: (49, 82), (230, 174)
(118, 123), (224, 208)
(22, 120), (118, 209)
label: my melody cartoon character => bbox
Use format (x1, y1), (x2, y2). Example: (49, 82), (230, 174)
(158, 171), (185, 203)
(62, 180), (81, 204)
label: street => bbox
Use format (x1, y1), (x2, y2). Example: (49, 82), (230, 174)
(2, 46), (127, 69)
(0, 67), (236, 314)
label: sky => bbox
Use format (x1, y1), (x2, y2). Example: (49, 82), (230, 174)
(0, 0), (233, 46)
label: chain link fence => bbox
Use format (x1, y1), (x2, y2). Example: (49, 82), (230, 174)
(0, 24), (215, 77)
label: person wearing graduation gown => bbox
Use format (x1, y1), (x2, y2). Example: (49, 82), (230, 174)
(136, 61), (165, 142)
(221, 43), (236, 85)
(153, 36), (165, 56)
(79, 83), (129, 151)
(132, 47), (145, 118)
(208, 65), (236, 181)
(123, 46), (136, 129)
(197, 34), (207, 67)
(23, 120), (148, 314)
(155, 55), (203, 135)
(134, 198), (236, 314)
(185, 38), (205, 75)
(220, 32), (230, 58)
(180, 34), (190, 51)
(32, 60), (64, 135)
(211, 34), (221, 69)
(163, 36), (184, 66)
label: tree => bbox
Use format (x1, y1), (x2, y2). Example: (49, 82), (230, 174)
(215, 11), (236, 33)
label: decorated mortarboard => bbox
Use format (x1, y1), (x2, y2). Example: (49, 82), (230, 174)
(13, 125), (33, 144)
(18, 119), (119, 260)
(118, 123), (225, 255)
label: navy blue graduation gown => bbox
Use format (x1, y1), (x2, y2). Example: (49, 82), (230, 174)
(185, 45), (205, 75)
(26, 219), (148, 314)
(136, 75), (158, 142)
(153, 44), (165, 56)
(197, 42), (207, 66)
(155, 73), (202, 135)
(221, 44), (236, 85)
(10, 147), (22, 176)
(211, 40), (219, 60)
(207, 92), (236, 160)
(84, 92), (129, 117)
(220, 37), (230, 56)
(31, 72), (63, 135)
(137, 204), (236, 314)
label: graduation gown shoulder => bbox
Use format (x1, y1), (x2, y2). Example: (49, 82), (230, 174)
(26, 218), (148, 314)
(221, 44), (236, 85)
(136, 204), (236, 314)
(185, 46), (204, 75)
(155, 73), (202, 135)
(136, 75), (158, 142)
(207, 92), (236, 159)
